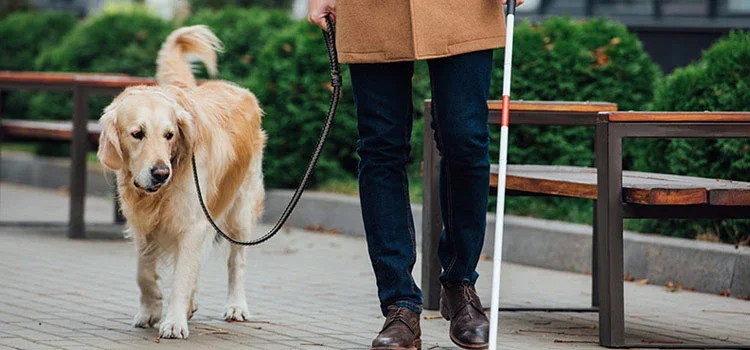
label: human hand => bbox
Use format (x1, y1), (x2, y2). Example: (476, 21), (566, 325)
(503, 0), (525, 6)
(308, 0), (336, 31)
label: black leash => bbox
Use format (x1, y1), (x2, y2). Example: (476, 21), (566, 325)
(191, 16), (341, 246)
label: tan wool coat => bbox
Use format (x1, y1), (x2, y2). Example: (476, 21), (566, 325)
(336, 0), (507, 64)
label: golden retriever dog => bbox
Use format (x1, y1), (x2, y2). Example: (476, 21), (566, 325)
(97, 25), (266, 339)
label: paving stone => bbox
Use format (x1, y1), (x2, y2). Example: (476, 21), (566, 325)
(1, 182), (749, 349)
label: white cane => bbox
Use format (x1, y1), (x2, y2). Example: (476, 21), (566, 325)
(488, 1), (516, 349)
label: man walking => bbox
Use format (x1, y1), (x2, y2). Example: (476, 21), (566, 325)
(308, 1), (523, 348)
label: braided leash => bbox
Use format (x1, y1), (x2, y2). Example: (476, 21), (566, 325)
(192, 16), (341, 246)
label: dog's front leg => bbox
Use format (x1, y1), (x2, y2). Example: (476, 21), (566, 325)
(159, 228), (207, 339)
(133, 241), (162, 328)
(224, 244), (249, 321)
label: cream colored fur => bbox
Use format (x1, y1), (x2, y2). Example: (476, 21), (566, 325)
(97, 25), (266, 339)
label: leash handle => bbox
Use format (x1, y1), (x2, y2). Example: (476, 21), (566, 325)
(193, 15), (340, 246)
(506, 0), (516, 15)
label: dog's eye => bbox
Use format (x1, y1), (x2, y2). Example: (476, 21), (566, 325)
(131, 130), (144, 140)
(165, 132), (174, 140)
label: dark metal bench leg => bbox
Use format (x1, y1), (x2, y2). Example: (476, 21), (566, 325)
(596, 121), (625, 347)
(421, 106), (442, 310)
(68, 86), (89, 239)
(592, 199), (599, 308)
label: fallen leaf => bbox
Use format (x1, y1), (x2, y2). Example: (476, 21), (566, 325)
(635, 279), (649, 285)
(154, 338), (161, 343)
(593, 48), (610, 66)
(624, 274), (635, 282)
(719, 290), (730, 297)
(666, 281), (674, 289)
(323, 82), (333, 92)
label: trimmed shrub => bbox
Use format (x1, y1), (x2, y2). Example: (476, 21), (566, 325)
(26, 8), (173, 156)
(34, 8), (173, 76)
(247, 20), (359, 188)
(29, 10), (172, 120)
(486, 17), (661, 224)
(185, 7), (292, 80)
(0, 11), (77, 71)
(627, 31), (750, 245)
(0, 11), (77, 119)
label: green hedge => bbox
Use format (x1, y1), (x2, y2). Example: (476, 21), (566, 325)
(0, 12), (78, 71)
(185, 7), (292, 80)
(488, 17), (661, 225)
(626, 31), (750, 244)
(20, 9), (173, 156)
(5, 9), (749, 244)
(0, 11), (77, 120)
(246, 21), (359, 188)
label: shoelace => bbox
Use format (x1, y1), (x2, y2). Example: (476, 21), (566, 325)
(383, 307), (415, 334)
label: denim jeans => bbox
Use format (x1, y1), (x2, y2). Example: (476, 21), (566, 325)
(350, 49), (493, 316)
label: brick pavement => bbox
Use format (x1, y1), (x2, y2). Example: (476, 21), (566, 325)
(0, 182), (748, 349)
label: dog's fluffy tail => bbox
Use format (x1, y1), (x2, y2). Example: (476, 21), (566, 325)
(156, 25), (223, 88)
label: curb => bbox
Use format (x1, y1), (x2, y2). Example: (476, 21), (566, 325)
(2, 152), (749, 298)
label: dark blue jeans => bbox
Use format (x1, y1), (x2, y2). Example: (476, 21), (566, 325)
(350, 49), (493, 316)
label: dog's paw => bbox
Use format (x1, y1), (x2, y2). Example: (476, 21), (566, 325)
(133, 304), (162, 328)
(159, 318), (189, 339)
(223, 303), (250, 322)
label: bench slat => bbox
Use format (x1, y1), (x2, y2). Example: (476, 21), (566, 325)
(605, 112), (750, 122)
(491, 165), (750, 206)
(1, 119), (101, 143)
(489, 100), (617, 113)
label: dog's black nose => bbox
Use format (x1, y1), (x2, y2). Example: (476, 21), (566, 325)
(151, 165), (170, 183)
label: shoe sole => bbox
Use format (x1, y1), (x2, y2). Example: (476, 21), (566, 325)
(371, 338), (422, 350)
(441, 303), (489, 350)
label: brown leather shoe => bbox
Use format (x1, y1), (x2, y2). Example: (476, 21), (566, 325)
(371, 305), (422, 350)
(440, 281), (490, 349)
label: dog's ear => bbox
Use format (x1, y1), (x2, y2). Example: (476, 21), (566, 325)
(172, 108), (195, 167)
(97, 107), (125, 170)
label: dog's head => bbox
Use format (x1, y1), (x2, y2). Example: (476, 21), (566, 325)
(97, 87), (194, 194)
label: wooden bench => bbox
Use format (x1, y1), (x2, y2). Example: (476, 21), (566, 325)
(422, 103), (750, 348)
(0, 71), (157, 237)
(421, 100), (618, 314)
(594, 111), (750, 348)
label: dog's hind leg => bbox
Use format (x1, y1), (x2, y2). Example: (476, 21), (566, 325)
(159, 226), (209, 339)
(224, 243), (249, 321)
(133, 238), (163, 328)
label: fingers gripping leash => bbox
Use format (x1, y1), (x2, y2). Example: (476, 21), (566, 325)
(192, 16), (341, 246)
